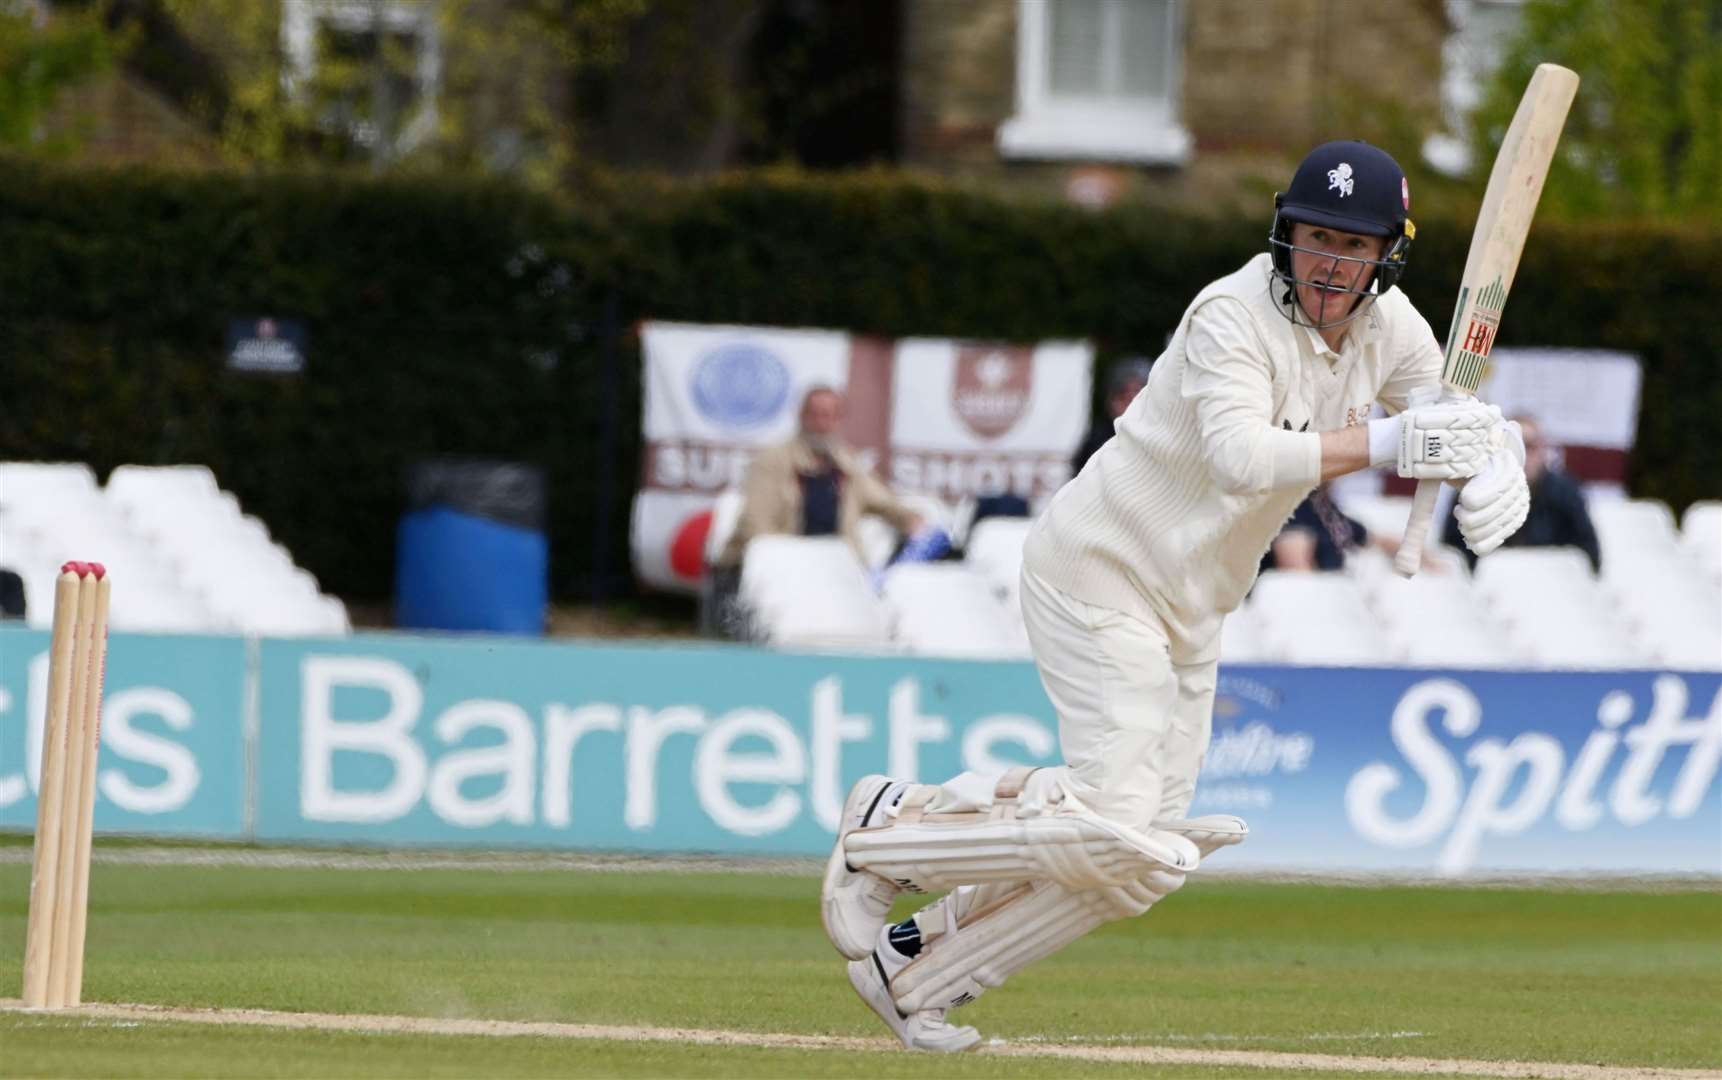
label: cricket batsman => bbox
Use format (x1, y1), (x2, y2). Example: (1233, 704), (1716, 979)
(820, 141), (1533, 1051)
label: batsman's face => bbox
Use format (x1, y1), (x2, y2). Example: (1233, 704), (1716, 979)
(1288, 223), (1388, 322)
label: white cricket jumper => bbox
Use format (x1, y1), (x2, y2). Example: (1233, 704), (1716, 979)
(1024, 252), (1444, 663)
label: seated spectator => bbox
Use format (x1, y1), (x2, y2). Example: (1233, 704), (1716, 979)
(1263, 484), (1439, 573)
(969, 492), (1031, 529)
(0, 566), (23, 620)
(705, 386), (923, 634)
(1441, 413), (1600, 571)
(1072, 357), (1153, 474)
(1263, 486), (1369, 572)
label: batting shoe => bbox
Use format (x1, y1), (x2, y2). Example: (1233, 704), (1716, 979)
(847, 941), (981, 1053)
(821, 774), (908, 960)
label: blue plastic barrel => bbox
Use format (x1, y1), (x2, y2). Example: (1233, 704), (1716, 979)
(394, 460), (547, 634)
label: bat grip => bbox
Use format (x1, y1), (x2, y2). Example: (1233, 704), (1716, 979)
(1392, 384), (1453, 578)
(1395, 479), (1440, 577)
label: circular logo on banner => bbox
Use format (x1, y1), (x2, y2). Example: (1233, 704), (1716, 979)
(692, 343), (790, 430)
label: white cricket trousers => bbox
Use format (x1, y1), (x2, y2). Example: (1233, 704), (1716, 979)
(1018, 566), (1217, 833)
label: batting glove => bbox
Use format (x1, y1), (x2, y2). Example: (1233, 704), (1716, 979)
(1369, 400), (1503, 480)
(1455, 421), (1531, 556)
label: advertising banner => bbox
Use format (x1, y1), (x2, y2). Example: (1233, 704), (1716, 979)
(249, 634), (1720, 876)
(4, 626), (1716, 877)
(0, 629), (249, 836)
(631, 322), (1093, 592)
(888, 338), (1091, 501)
(1197, 668), (1720, 874)
(1478, 348), (1642, 486)
(252, 635), (1049, 851)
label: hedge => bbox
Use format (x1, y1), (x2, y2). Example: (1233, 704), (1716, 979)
(1, 162), (1717, 601)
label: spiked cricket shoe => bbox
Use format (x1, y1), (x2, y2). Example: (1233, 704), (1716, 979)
(846, 948), (981, 1053)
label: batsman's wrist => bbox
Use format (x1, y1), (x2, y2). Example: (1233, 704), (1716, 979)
(1367, 416), (1401, 468)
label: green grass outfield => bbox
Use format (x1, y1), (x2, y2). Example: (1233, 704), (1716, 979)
(1, 846), (1719, 1078)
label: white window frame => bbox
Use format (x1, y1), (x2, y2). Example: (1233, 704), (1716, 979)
(1423, 0), (1526, 176)
(997, 0), (1192, 165)
(281, 0), (442, 153)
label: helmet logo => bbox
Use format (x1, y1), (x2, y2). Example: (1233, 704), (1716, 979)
(1327, 162), (1355, 197)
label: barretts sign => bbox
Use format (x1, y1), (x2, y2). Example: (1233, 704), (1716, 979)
(2, 626), (1716, 878)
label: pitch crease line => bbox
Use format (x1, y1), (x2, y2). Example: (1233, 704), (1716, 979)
(3, 1001), (1717, 1080)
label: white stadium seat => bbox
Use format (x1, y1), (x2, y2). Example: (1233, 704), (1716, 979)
(1590, 497), (1681, 567)
(104, 465), (348, 636)
(104, 463), (221, 508)
(1218, 603), (1268, 664)
(1, 461), (350, 635)
(880, 562), (1030, 659)
(0, 461), (100, 504)
(1681, 501), (1722, 584)
(739, 536), (891, 650)
(1365, 568), (1530, 669)
(964, 517), (1034, 602)
(854, 514), (899, 570)
(1249, 571), (1401, 666)
(1334, 493), (1411, 540)
(1598, 551), (1721, 671)
(1471, 548), (1652, 669)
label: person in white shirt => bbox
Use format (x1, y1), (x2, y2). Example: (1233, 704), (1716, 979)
(819, 140), (1531, 1052)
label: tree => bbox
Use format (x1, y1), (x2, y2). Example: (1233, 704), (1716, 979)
(0, 1), (118, 152)
(157, 0), (642, 185)
(1475, 0), (1722, 220)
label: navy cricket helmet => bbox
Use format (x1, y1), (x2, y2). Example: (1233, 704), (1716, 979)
(1269, 140), (1415, 315)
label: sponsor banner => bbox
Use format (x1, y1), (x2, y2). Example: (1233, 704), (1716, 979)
(249, 634), (1720, 876)
(1201, 669), (1720, 874)
(1480, 348), (1641, 453)
(642, 323), (853, 444)
(889, 339), (1090, 499)
(1480, 347), (1643, 486)
(0, 628), (249, 836)
(635, 322), (885, 592)
(890, 339), (1091, 453)
(632, 322), (1093, 591)
(252, 635), (1050, 850)
(6, 624), (1715, 877)
(630, 490), (725, 594)
(1376, 347), (1642, 496)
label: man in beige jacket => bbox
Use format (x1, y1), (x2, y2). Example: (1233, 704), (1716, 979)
(707, 386), (922, 632)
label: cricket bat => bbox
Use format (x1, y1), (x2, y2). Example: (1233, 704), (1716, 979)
(1395, 62), (1580, 577)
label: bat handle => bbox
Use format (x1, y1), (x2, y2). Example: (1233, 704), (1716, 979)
(1395, 478), (1441, 577)
(1392, 384), (1452, 578)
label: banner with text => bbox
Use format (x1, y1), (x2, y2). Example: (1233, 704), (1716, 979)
(0, 630), (248, 836)
(2, 627), (1717, 877)
(631, 321), (1092, 592)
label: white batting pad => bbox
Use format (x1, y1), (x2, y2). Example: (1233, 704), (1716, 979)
(1156, 814), (1250, 858)
(891, 870), (1186, 1014)
(843, 769), (1200, 894)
